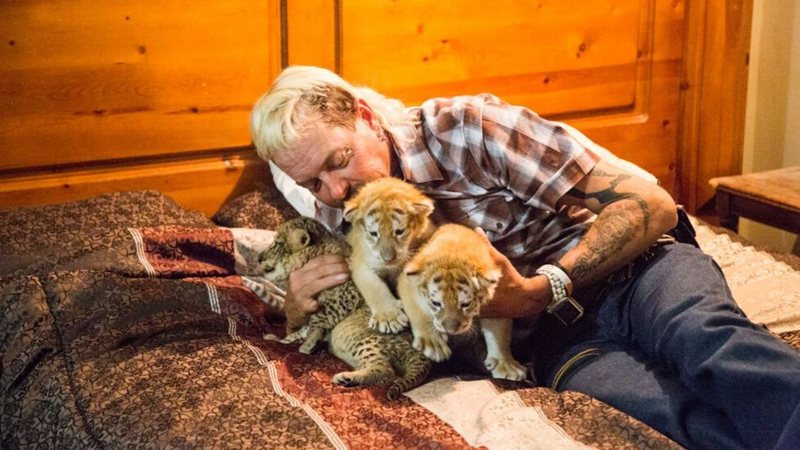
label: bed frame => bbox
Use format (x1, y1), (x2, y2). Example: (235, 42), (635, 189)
(0, 0), (752, 217)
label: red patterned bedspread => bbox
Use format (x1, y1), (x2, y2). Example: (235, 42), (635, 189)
(6, 191), (770, 449)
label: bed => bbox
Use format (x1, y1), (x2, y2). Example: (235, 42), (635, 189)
(2, 187), (800, 449)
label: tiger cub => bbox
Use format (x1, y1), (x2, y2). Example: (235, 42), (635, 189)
(259, 217), (431, 398)
(397, 224), (527, 381)
(343, 177), (435, 334)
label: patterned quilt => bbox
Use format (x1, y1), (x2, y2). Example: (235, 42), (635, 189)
(1, 190), (796, 449)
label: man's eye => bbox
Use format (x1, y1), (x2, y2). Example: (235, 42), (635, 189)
(309, 179), (322, 193)
(332, 147), (353, 169)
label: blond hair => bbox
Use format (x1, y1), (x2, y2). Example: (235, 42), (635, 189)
(250, 66), (416, 161)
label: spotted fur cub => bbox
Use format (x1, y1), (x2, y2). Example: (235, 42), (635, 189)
(330, 306), (431, 400)
(259, 217), (361, 354)
(398, 224), (527, 381)
(343, 177), (435, 334)
(260, 217), (431, 398)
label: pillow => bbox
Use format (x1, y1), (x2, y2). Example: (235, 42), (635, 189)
(212, 182), (299, 230)
(553, 120), (659, 184)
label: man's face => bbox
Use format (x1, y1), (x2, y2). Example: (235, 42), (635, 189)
(272, 106), (392, 208)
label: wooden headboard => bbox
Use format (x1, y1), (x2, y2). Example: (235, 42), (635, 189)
(0, 0), (751, 217)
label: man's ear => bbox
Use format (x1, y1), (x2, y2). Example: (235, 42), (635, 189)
(356, 98), (375, 126)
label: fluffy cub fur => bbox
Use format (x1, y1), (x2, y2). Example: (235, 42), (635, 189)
(397, 224), (527, 381)
(259, 217), (431, 398)
(343, 177), (435, 334)
(259, 217), (361, 354)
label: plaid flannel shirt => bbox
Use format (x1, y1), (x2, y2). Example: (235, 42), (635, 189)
(317, 94), (600, 276)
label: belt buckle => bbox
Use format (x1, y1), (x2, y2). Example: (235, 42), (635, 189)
(547, 296), (585, 326)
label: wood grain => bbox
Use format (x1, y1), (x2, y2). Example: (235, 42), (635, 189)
(0, 150), (269, 218)
(0, 0), (280, 172)
(286, 0), (685, 196)
(678, 0), (753, 212)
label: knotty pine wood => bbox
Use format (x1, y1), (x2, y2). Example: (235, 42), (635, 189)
(678, 0), (753, 212)
(0, 1), (281, 216)
(0, 150), (269, 218)
(0, 0), (752, 217)
(287, 0), (685, 196)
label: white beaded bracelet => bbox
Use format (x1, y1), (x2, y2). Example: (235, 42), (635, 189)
(536, 264), (584, 325)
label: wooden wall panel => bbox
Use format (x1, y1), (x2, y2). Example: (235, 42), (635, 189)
(287, 0), (685, 196)
(678, 0), (753, 212)
(0, 151), (269, 217)
(0, 1), (280, 215)
(0, 0), (751, 216)
(0, 0), (277, 171)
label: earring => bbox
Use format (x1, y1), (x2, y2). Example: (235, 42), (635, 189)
(375, 126), (387, 143)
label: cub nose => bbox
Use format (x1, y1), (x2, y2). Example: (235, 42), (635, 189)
(443, 318), (468, 335)
(380, 247), (396, 262)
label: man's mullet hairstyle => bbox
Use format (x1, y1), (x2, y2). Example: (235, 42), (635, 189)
(250, 65), (416, 161)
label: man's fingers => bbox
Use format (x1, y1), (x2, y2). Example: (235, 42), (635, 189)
(302, 254), (347, 271)
(297, 260), (349, 279)
(299, 271), (349, 298)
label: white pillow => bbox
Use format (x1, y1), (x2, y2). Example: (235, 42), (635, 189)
(553, 120), (659, 185)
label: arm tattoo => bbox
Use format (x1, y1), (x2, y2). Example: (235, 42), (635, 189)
(567, 174), (651, 233)
(567, 174), (653, 285)
(570, 206), (638, 284)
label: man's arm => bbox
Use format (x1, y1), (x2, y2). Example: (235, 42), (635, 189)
(480, 159), (678, 318)
(557, 159), (678, 288)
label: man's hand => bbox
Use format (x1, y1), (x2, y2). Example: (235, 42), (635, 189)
(474, 228), (549, 319)
(284, 254), (350, 331)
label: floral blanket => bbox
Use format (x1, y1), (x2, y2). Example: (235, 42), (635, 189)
(3, 190), (794, 449)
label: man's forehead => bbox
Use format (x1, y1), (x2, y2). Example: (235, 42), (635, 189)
(276, 128), (334, 181)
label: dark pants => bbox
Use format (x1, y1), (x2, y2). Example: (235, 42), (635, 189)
(521, 243), (800, 449)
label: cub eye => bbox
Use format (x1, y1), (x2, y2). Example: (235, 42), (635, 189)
(394, 228), (405, 236)
(369, 231), (379, 238)
(431, 300), (442, 309)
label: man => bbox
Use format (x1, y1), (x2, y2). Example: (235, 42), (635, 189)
(251, 65), (800, 449)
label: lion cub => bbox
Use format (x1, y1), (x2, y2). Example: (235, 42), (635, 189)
(398, 224), (527, 381)
(259, 217), (431, 399)
(343, 177), (435, 334)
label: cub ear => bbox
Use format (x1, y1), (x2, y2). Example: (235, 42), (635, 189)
(476, 268), (502, 290)
(413, 198), (434, 217)
(287, 228), (312, 251)
(404, 260), (422, 279)
(343, 199), (361, 223)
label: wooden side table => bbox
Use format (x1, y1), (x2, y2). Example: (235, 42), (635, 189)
(710, 166), (800, 236)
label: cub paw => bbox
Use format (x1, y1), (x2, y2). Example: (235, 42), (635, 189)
(298, 341), (316, 354)
(368, 304), (409, 334)
(413, 331), (451, 362)
(332, 372), (360, 387)
(485, 357), (527, 381)
(262, 333), (280, 341)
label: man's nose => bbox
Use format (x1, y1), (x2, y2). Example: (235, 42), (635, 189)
(321, 173), (348, 202)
